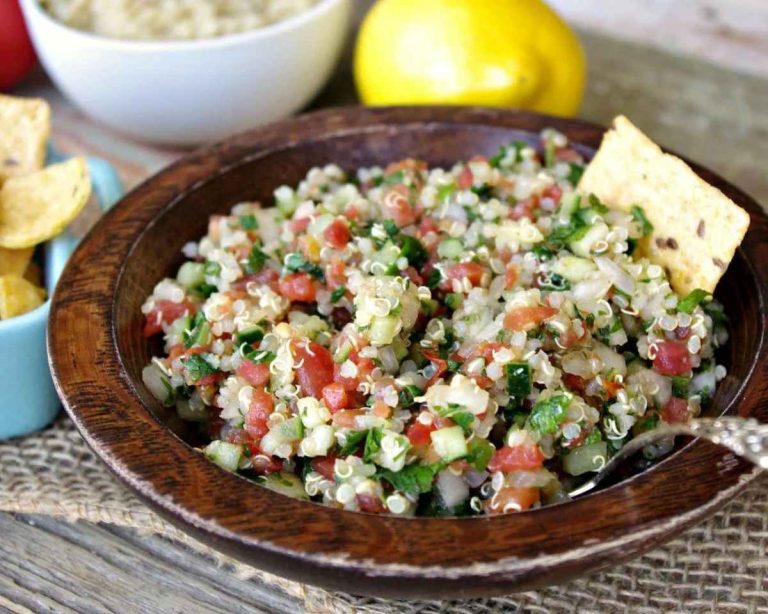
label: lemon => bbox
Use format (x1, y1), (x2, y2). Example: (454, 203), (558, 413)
(354, 0), (586, 117)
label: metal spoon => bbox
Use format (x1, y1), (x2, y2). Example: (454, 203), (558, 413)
(568, 416), (768, 498)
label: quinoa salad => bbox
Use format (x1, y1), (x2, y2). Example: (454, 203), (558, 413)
(141, 130), (729, 516)
(41, 0), (317, 41)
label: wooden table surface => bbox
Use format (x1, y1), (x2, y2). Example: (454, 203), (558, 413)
(4, 29), (768, 613)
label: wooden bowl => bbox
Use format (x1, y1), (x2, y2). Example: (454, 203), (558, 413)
(48, 107), (768, 599)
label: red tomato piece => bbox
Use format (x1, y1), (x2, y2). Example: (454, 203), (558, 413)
(356, 494), (386, 514)
(383, 189), (416, 227)
(422, 350), (448, 386)
(196, 373), (225, 387)
(542, 184), (563, 204)
(311, 456), (337, 480)
(488, 445), (545, 473)
(250, 455), (284, 475)
(236, 361), (270, 387)
(503, 305), (558, 332)
(406, 420), (437, 446)
(458, 165), (474, 189)
(661, 397), (689, 424)
(562, 373), (588, 395)
(486, 486), (540, 514)
(447, 262), (486, 286)
(322, 382), (349, 413)
(418, 216), (439, 236)
(505, 265), (519, 289)
(278, 272), (316, 302)
(323, 218), (351, 249)
(653, 340), (692, 376)
(244, 388), (275, 440)
(290, 216), (310, 233)
(143, 299), (195, 337)
(294, 342), (334, 398)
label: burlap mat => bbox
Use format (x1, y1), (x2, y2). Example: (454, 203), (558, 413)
(2, 416), (766, 613)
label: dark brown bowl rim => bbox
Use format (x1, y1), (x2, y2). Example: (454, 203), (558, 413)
(48, 106), (768, 599)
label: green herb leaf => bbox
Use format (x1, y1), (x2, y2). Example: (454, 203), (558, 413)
(465, 439), (494, 471)
(193, 282), (217, 298)
(245, 245), (268, 274)
(425, 268), (442, 288)
(471, 184), (493, 199)
(436, 184), (455, 202)
(330, 286), (346, 303)
(383, 219), (399, 237)
(567, 163), (584, 185)
(671, 376), (690, 398)
(529, 394), (571, 434)
(378, 463), (440, 495)
(203, 260), (221, 277)
(363, 428), (383, 462)
(284, 252), (324, 280)
(183, 312), (209, 349)
(181, 354), (217, 382)
(678, 288), (711, 314)
(338, 430), (368, 457)
(631, 205), (654, 236)
(398, 385), (422, 408)
(398, 235), (428, 269)
(582, 429), (603, 446)
(239, 214), (258, 230)
(506, 362), (531, 396)
(539, 272), (570, 291)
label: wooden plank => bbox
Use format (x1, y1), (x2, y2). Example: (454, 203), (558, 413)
(549, 0), (768, 79)
(0, 514), (302, 613)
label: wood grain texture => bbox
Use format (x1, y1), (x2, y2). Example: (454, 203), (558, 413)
(47, 106), (768, 599)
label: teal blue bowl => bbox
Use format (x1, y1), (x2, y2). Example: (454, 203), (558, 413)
(0, 154), (122, 439)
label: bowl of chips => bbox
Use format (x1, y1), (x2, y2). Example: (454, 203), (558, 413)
(0, 94), (122, 439)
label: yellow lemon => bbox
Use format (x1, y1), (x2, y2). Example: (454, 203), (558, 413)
(354, 0), (586, 117)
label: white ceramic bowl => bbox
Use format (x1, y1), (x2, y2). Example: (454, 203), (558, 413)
(20, 0), (352, 146)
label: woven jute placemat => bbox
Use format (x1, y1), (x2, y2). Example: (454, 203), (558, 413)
(2, 416), (766, 613)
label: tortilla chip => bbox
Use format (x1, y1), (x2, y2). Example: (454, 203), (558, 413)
(0, 274), (46, 319)
(0, 95), (51, 185)
(0, 157), (91, 249)
(0, 246), (34, 277)
(578, 116), (750, 295)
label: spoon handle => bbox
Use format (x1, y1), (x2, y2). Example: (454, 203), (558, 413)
(568, 417), (768, 498)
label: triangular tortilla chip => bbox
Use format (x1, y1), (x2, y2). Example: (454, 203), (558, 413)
(579, 116), (750, 295)
(0, 95), (51, 185)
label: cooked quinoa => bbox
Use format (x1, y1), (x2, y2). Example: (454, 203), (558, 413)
(141, 129), (729, 516)
(41, 0), (317, 40)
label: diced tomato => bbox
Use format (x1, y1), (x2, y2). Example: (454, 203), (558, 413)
(327, 259), (347, 288)
(503, 305), (558, 332)
(542, 184), (563, 204)
(196, 373), (225, 387)
(236, 361), (270, 387)
(418, 216), (439, 236)
(505, 265), (519, 289)
(383, 188), (416, 227)
(322, 382), (349, 413)
(486, 487), (540, 514)
(311, 456), (337, 480)
(653, 340), (692, 376)
(472, 375), (495, 389)
(290, 216), (310, 233)
(403, 266), (424, 285)
(244, 388), (275, 440)
(331, 409), (363, 429)
(356, 494), (386, 514)
(488, 445), (545, 473)
(458, 165), (474, 189)
(372, 400), (391, 418)
(510, 196), (537, 221)
(250, 454), (284, 475)
(405, 420), (437, 446)
(422, 350), (448, 386)
(143, 299), (195, 337)
(278, 272), (316, 302)
(661, 397), (689, 424)
(559, 325), (585, 349)
(385, 158), (427, 175)
(604, 380), (623, 399)
(294, 342), (334, 398)
(447, 262), (486, 286)
(233, 267), (280, 291)
(562, 373), (588, 394)
(323, 218), (351, 249)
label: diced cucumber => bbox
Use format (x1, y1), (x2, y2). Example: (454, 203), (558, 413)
(368, 315), (400, 346)
(167, 316), (191, 347)
(569, 222), (608, 257)
(558, 192), (581, 220)
(176, 397), (207, 422)
(371, 241), (400, 275)
(236, 326), (265, 345)
(563, 441), (608, 476)
(551, 255), (597, 282)
(142, 364), (174, 406)
(430, 426), (468, 462)
(257, 472), (309, 500)
(505, 362), (531, 396)
(185, 320), (211, 348)
(277, 416), (304, 442)
(445, 293), (463, 310)
(204, 441), (243, 472)
(437, 238), (463, 260)
(177, 262), (206, 289)
(334, 341), (352, 364)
